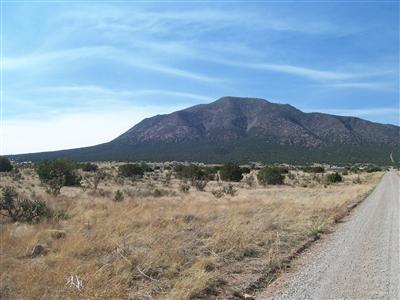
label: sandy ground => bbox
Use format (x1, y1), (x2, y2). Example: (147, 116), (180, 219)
(257, 170), (399, 299)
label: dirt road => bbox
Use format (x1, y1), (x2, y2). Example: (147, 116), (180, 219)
(259, 171), (400, 300)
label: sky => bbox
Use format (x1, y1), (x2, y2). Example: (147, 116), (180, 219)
(2, 1), (399, 155)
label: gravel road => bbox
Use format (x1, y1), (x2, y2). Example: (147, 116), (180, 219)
(263, 171), (400, 300)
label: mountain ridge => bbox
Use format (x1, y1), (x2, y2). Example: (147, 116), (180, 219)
(10, 97), (400, 164)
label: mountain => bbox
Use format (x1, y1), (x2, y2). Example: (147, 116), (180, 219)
(11, 97), (400, 164)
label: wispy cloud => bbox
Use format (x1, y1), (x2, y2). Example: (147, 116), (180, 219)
(213, 59), (392, 82)
(322, 82), (396, 91)
(40, 85), (212, 101)
(62, 6), (337, 36)
(3, 46), (221, 83)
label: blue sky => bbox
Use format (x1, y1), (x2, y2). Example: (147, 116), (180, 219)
(2, 1), (399, 154)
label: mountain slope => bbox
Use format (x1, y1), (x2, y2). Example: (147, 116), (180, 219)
(11, 97), (400, 164)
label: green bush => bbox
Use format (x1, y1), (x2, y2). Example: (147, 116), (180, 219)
(35, 159), (81, 187)
(0, 187), (17, 220)
(114, 190), (124, 202)
(219, 162), (243, 182)
(241, 167), (251, 174)
(366, 166), (382, 173)
(17, 198), (52, 223)
(80, 162), (98, 172)
(140, 162), (153, 173)
(302, 166), (325, 173)
(270, 166), (289, 174)
(257, 167), (285, 185)
(327, 172), (342, 183)
(202, 166), (219, 180)
(0, 187), (52, 223)
(350, 166), (360, 173)
(118, 164), (144, 178)
(176, 164), (206, 181)
(46, 177), (65, 196)
(0, 156), (13, 172)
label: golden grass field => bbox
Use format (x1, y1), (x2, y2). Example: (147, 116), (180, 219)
(0, 165), (383, 299)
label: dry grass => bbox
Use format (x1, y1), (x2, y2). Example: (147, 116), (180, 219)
(0, 167), (382, 299)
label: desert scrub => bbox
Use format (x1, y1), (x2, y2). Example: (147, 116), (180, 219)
(0, 167), (382, 299)
(0, 186), (64, 223)
(327, 172), (343, 183)
(179, 182), (190, 193)
(257, 167), (285, 185)
(223, 184), (237, 196)
(192, 179), (208, 191)
(211, 188), (224, 198)
(219, 162), (243, 182)
(80, 162), (98, 172)
(113, 190), (124, 201)
(175, 164), (206, 181)
(211, 184), (237, 198)
(118, 163), (145, 178)
(51, 208), (70, 221)
(35, 159), (81, 196)
(0, 156), (13, 172)
(302, 166), (325, 173)
(244, 174), (255, 187)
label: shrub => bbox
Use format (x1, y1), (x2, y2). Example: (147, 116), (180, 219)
(0, 156), (13, 172)
(81, 162), (98, 172)
(114, 190), (124, 202)
(140, 162), (153, 173)
(82, 169), (108, 190)
(211, 188), (224, 198)
(163, 171), (172, 185)
(202, 166), (219, 180)
(211, 184), (237, 198)
(0, 187), (52, 223)
(257, 167), (285, 185)
(219, 162), (243, 182)
(179, 182), (190, 193)
(192, 179), (208, 191)
(327, 172), (342, 183)
(244, 174), (255, 187)
(17, 198), (52, 223)
(302, 166), (325, 173)
(366, 166), (382, 173)
(0, 187), (18, 220)
(275, 167), (289, 174)
(46, 177), (64, 196)
(118, 164), (144, 178)
(287, 172), (295, 180)
(153, 188), (168, 197)
(353, 175), (362, 184)
(176, 164), (206, 181)
(35, 159), (81, 187)
(350, 166), (360, 173)
(51, 208), (70, 220)
(241, 167), (251, 174)
(92, 170), (107, 189)
(10, 168), (22, 181)
(223, 184), (237, 196)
